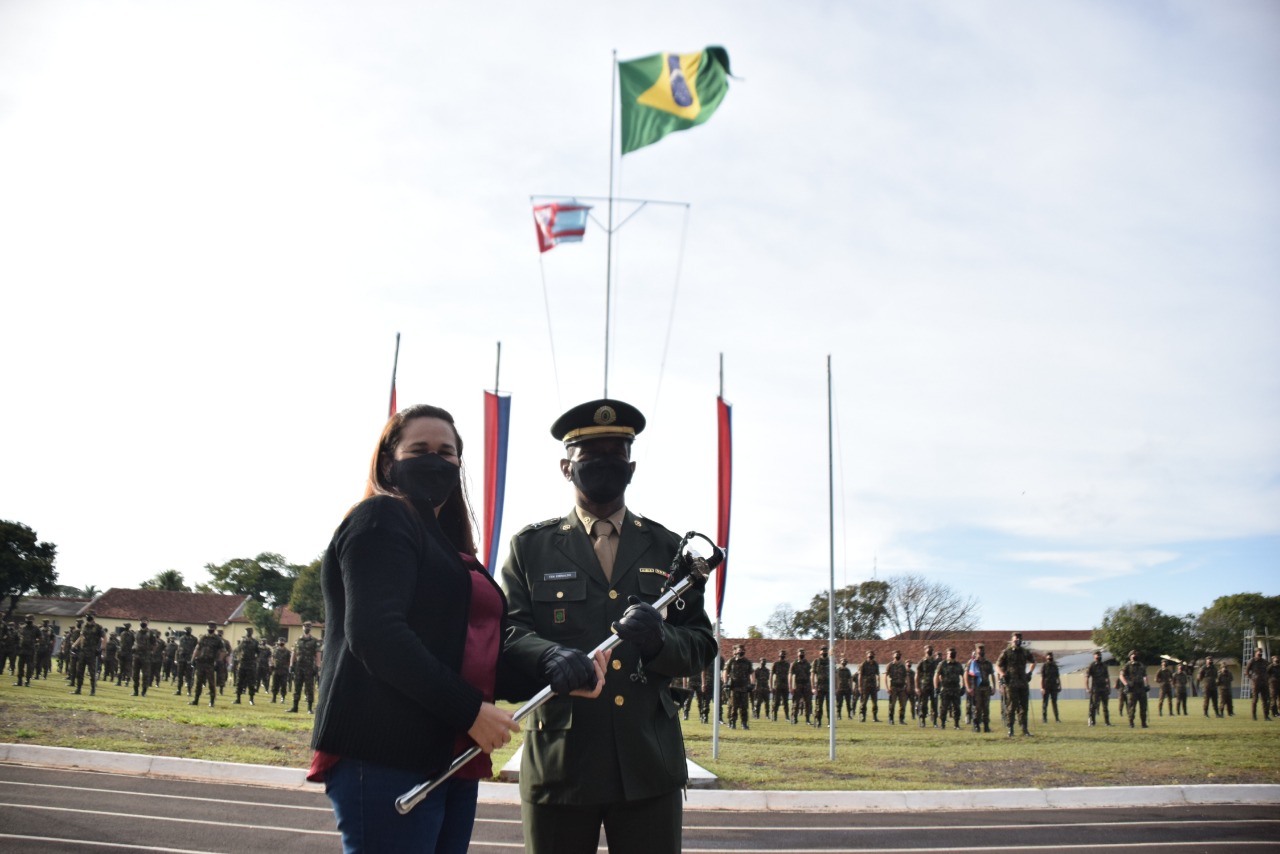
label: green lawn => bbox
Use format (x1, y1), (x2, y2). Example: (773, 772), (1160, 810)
(3, 675), (1278, 791)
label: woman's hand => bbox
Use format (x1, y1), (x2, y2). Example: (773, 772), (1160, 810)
(467, 702), (520, 754)
(568, 649), (611, 699)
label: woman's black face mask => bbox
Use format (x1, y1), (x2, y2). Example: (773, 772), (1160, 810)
(389, 453), (460, 507)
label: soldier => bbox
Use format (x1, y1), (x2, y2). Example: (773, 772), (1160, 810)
(1173, 663), (1191, 715)
(790, 648), (812, 725)
(935, 647), (965, 729)
(671, 676), (695, 720)
(13, 615), (39, 686)
(233, 627), (260, 704)
(1217, 661), (1234, 717)
(1, 621), (16, 674)
(1121, 649), (1149, 728)
(62, 618), (82, 680)
(36, 620), (54, 679)
(1114, 674), (1130, 719)
(190, 621), (223, 706)
(857, 650), (880, 722)
(885, 650), (908, 725)
(1040, 651), (1061, 723)
(964, 650), (978, 725)
(215, 629), (231, 690)
(1085, 650), (1112, 726)
(70, 613), (106, 695)
(812, 646), (831, 726)
(1154, 659), (1175, 717)
(269, 637), (291, 703)
(132, 620), (156, 696)
(915, 646), (938, 728)
(694, 663), (714, 723)
(116, 622), (135, 686)
(1269, 654), (1280, 720)
(769, 649), (790, 722)
(966, 644), (996, 733)
(1198, 656), (1220, 717)
(103, 628), (120, 682)
(150, 628), (164, 688)
(1244, 648), (1271, 721)
(723, 644), (752, 729)
(290, 621), (320, 713)
(996, 631), (1036, 737)
(499, 398), (716, 854)
(174, 627), (197, 695)
(162, 632), (178, 683)
(835, 657), (854, 720)
(752, 657), (770, 720)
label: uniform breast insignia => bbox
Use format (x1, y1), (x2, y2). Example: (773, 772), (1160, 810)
(638, 567), (670, 578)
(543, 571), (578, 581)
(554, 609), (567, 624)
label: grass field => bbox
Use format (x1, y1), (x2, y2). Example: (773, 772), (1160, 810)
(3, 673), (1278, 791)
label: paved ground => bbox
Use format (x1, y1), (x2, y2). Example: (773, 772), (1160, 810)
(3, 763), (1279, 852)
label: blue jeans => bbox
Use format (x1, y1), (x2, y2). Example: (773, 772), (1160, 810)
(324, 758), (478, 854)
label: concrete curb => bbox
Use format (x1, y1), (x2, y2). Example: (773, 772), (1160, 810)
(3, 743), (1278, 813)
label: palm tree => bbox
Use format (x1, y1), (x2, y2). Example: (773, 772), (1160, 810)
(140, 570), (189, 592)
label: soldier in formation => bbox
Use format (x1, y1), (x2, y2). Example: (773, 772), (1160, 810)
(13, 615), (39, 686)
(174, 627), (197, 696)
(812, 646), (831, 726)
(270, 637), (292, 703)
(103, 629), (120, 682)
(835, 657), (854, 719)
(289, 621), (320, 714)
(996, 631), (1035, 737)
(190, 621), (224, 707)
(1217, 661), (1234, 717)
(915, 646), (938, 728)
(61, 618), (82, 679)
(1173, 663), (1191, 715)
(723, 644), (753, 729)
(1086, 650), (1112, 726)
(857, 650), (880, 722)
(1155, 659), (1175, 716)
(1121, 649), (1149, 728)
(1040, 651), (1061, 723)
(233, 627), (260, 704)
(966, 643), (996, 733)
(936, 647), (965, 729)
(116, 622), (134, 686)
(1244, 648), (1271, 721)
(790, 648), (812, 725)
(70, 613), (106, 695)
(1198, 656), (1220, 717)
(695, 663), (715, 723)
(1269, 654), (1280, 720)
(37, 620), (54, 679)
(215, 629), (230, 690)
(132, 620), (156, 695)
(885, 650), (908, 725)
(751, 657), (770, 719)
(770, 650), (790, 722)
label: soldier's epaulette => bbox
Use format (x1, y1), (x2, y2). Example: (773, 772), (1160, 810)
(516, 517), (562, 535)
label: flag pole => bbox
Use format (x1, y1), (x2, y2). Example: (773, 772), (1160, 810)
(604, 49), (618, 398)
(712, 353), (724, 760)
(388, 332), (401, 418)
(494, 341), (502, 394)
(827, 354), (837, 760)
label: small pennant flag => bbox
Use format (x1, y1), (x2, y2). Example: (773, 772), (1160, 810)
(619, 46), (731, 155)
(533, 201), (593, 252)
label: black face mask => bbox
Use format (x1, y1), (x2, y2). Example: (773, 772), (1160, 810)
(390, 453), (460, 508)
(570, 457), (632, 504)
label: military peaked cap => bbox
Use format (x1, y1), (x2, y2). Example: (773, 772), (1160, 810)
(551, 398), (646, 445)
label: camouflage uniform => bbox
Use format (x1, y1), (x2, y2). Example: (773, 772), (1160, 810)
(72, 618), (106, 694)
(857, 653), (880, 722)
(1173, 665), (1190, 715)
(174, 629), (197, 695)
(1121, 654), (1149, 728)
(190, 624), (223, 707)
(915, 651), (938, 727)
(752, 659), (770, 719)
(131, 622), (156, 695)
(103, 631), (119, 682)
(1039, 656), (1061, 723)
(996, 637), (1035, 736)
(1, 622), (16, 674)
(811, 649), (831, 726)
(116, 624), (134, 686)
(966, 650), (996, 733)
(790, 650), (812, 724)
(13, 617), (39, 686)
(723, 648), (753, 729)
(1268, 657), (1280, 719)
(1198, 660), (1220, 717)
(936, 653), (965, 729)
(270, 639), (292, 703)
(835, 659), (854, 719)
(61, 620), (82, 678)
(1245, 652), (1271, 721)
(885, 654), (909, 725)
(1217, 664), (1234, 717)
(1086, 655), (1112, 726)
(290, 627), (320, 713)
(233, 630), (260, 703)
(769, 653), (790, 722)
(36, 622), (54, 679)
(216, 631), (230, 690)
(695, 663), (715, 723)
(163, 634), (178, 683)
(1155, 662), (1175, 716)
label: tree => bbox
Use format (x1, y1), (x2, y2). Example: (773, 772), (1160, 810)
(882, 574), (979, 639)
(763, 604), (798, 638)
(1093, 601), (1194, 663)
(1, 520), (59, 619)
(204, 552), (300, 608)
(1193, 593), (1280, 657)
(140, 569), (191, 592)
(288, 557), (324, 623)
(244, 599), (282, 640)
(791, 581), (891, 640)
(745, 625), (763, 639)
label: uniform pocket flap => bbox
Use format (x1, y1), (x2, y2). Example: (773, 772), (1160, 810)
(531, 579), (587, 603)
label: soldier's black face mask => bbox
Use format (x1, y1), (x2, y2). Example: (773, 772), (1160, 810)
(390, 453), (460, 508)
(570, 457), (632, 504)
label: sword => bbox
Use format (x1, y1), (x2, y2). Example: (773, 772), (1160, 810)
(395, 531), (722, 815)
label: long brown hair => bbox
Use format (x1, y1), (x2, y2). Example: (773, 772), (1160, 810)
(363, 404), (478, 557)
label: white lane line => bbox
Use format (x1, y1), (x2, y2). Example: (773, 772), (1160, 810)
(0, 802), (338, 836)
(0, 779), (330, 812)
(0, 833), (223, 853)
(683, 819), (1280, 832)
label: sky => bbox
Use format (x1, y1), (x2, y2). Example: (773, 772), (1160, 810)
(1, 1), (1277, 637)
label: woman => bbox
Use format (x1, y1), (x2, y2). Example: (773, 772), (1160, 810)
(310, 404), (603, 853)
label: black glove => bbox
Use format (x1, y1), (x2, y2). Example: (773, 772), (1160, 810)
(612, 596), (665, 660)
(539, 645), (597, 695)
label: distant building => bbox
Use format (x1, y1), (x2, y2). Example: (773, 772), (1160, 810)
(75, 588), (323, 647)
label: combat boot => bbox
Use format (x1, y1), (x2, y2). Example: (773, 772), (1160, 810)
(233, 697), (241, 704)
(287, 704), (299, 713)
(1007, 725), (1014, 738)
(70, 688), (81, 694)
(1021, 725), (1031, 736)
(983, 723), (991, 733)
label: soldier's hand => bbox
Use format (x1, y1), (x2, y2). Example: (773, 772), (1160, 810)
(612, 596), (665, 659)
(539, 645), (598, 695)
(568, 649), (610, 699)
(467, 702), (519, 754)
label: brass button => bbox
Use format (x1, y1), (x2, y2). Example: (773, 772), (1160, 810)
(614, 695), (625, 707)
(611, 659), (622, 671)
(608, 590), (619, 600)
(556, 591), (564, 599)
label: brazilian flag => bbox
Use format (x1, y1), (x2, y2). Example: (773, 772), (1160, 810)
(618, 46), (731, 155)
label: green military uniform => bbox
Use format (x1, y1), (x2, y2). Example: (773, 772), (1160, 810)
(915, 653), (938, 727)
(190, 624), (222, 707)
(14, 617), (39, 686)
(967, 654), (996, 733)
(811, 650), (831, 726)
(1040, 657), (1061, 723)
(723, 648), (753, 729)
(132, 622), (156, 695)
(71, 618), (106, 695)
(835, 659), (854, 719)
(233, 630), (260, 704)
(291, 628), (320, 713)
(174, 629), (197, 695)
(1155, 662), (1175, 716)
(270, 639), (292, 703)
(886, 657), (908, 725)
(1245, 652), (1271, 721)
(103, 631), (119, 681)
(116, 624), (134, 686)
(1268, 657), (1280, 719)
(751, 659), (770, 719)
(1198, 661), (1220, 717)
(62, 620), (82, 679)
(1086, 657), (1112, 726)
(1173, 666), (1190, 715)
(789, 651), (812, 724)
(937, 656), (965, 728)
(1217, 664), (1234, 716)
(769, 654), (790, 721)
(1122, 657), (1149, 727)
(857, 654), (880, 722)
(501, 507), (715, 851)
(996, 640), (1035, 736)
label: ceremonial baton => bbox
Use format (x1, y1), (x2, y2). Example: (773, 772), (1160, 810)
(395, 531), (723, 815)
